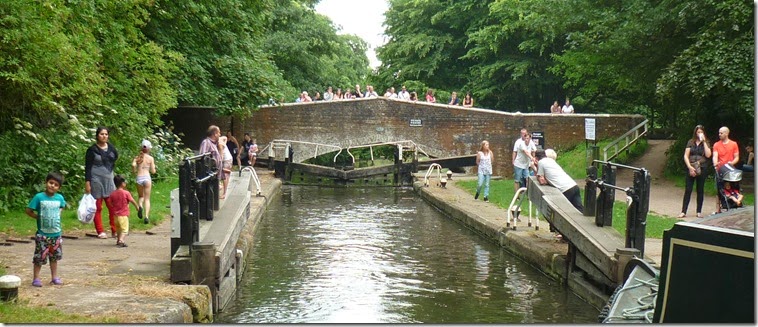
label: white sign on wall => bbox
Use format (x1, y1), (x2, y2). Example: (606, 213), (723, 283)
(585, 118), (596, 141)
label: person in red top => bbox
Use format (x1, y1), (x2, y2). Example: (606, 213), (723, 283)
(712, 126), (740, 171)
(110, 175), (139, 247)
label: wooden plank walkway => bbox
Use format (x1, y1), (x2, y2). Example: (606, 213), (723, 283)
(527, 176), (626, 283)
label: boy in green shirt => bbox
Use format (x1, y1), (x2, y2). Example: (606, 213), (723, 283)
(25, 172), (66, 287)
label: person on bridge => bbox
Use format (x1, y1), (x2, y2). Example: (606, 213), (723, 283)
(324, 87), (334, 101)
(535, 149), (584, 212)
(550, 100), (561, 114)
(425, 89), (436, 103)
(462, 92), (474, 108)
(474, 140), (494, 202)
(398, 85), (410, 100)
(448, 92), (460, 105)
(679, 125), (711, 218)
(561, 98), (575, 114)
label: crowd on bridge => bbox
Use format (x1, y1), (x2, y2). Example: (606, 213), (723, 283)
(291, 84), (476, 108)
(288, 84), (585, 114)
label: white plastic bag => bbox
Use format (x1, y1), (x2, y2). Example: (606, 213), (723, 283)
(77, 194), (96, 224)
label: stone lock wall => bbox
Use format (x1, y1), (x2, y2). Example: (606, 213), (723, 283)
(165, 98), (645, 177)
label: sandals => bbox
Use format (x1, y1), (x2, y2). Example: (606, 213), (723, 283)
(116, 241), (128, 247)
(32, 277), (63, 287)
(97, 233), (108, 239)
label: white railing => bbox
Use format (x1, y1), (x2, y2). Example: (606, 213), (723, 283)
(603, 120), (649, 162)
(423, 163), (447, 187)
(238, 166), (262, 196)
(505, 187), (538, 231)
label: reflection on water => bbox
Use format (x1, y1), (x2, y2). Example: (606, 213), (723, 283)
(217, 186), (598, 323)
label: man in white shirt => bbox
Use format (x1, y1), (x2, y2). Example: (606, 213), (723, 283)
(561, 99), (575, 114)
(536, 149), (584, 212)
(398, 85), (410, 100)
(512, 129), (536, 192)
(364, 85), (378, 98)
(324, 86), (334, 101)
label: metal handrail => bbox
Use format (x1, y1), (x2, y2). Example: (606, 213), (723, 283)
(603, 120), (648, 161)
(423, 163), (445, 187)
(238, 166), (262, 196)
(505, 187), (537, 230)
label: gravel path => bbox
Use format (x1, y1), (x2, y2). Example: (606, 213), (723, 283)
(613, 139), (718, 220)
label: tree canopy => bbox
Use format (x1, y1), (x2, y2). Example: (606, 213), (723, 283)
(0, 0), (370, 210)
(376, 0), (755, 142)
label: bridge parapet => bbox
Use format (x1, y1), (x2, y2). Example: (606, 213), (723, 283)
(167, 98), (646, 177)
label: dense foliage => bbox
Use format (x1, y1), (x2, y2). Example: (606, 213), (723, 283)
(0, 0), (369, 211)
(377, 0), (754, 116)
(375, 0), (754, 173)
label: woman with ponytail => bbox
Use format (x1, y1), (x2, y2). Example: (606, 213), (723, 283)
(132, 139), (156, 224)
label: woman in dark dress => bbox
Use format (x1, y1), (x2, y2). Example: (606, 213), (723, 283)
(226, 131), (241, 168)
(679, 125), (712, 218)
(85, 127), (119, 239)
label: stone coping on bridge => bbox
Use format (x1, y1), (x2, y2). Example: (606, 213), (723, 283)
(263, 97), (645, 118)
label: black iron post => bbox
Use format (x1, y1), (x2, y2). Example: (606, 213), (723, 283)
(625, 169), (650, 256)
(599, 163), (616, 226)
(584, 165), (598, 217)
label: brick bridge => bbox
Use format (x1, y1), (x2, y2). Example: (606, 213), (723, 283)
(166, 98), (645, 177)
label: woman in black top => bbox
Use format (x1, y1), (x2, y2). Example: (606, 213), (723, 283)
(226, 131), (241, 167)
(679, 125), (712, 218)
(85, 126), (119, 238)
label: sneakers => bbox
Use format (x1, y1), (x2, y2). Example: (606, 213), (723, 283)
(51, 277), (63, 285)
(484, 196), (489, 202)
(32, 278), (42, 287)
(97, 232), (108, 239)
(474, 191), (480, 200)
(143, 216), (150, 224)
(137, 206), (143, 219)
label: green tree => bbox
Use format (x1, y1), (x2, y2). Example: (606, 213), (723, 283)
(376, 0), (485, 97)
(0, 0), (182, 210)
(142, 0), (294, 115)
(264, 0), (370, 99)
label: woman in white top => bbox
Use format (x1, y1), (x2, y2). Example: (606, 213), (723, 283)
(132, 139), (156, 224)
(475, 140), (494, 202)
(218, 136), (233, 199)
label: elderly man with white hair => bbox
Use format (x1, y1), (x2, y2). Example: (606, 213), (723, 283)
(535, 148), (583, 212)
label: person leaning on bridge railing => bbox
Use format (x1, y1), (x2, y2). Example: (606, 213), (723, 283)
(535, 149), (584, 212)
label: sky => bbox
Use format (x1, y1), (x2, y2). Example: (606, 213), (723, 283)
(314, 0), (389, 69)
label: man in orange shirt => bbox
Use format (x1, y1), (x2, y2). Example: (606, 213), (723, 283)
(712, 126), (740, 171)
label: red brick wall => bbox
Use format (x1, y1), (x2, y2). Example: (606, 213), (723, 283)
(166, 98), (645, 177)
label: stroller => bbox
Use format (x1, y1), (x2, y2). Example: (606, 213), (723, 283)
(716, 163), (743, 212)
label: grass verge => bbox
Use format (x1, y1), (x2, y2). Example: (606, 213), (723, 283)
(0, 300), (118, 323)
(0, 176), (177, 238)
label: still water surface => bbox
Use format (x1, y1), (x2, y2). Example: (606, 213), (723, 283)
(217, 186), (598, 323)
